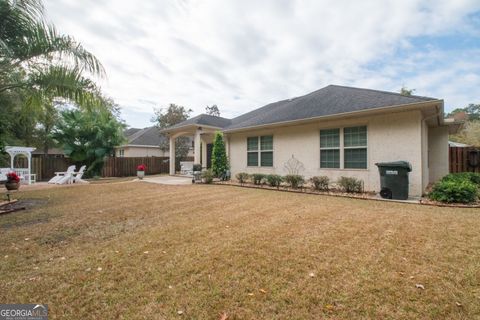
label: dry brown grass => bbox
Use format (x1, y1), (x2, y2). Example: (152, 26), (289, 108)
(0, 182), (479, 319)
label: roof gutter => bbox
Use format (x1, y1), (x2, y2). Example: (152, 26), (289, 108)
(159, 124), (225, 134)
(223, 99), (444, 133)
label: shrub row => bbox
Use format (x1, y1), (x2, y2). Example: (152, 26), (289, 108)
(235, 173), (363, 193)
(429, 172), (480, 204)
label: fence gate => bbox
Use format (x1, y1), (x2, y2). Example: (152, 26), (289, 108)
(449, 147), (480, 173)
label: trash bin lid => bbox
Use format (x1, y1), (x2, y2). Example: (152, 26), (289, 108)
(375, 161), (412, 171)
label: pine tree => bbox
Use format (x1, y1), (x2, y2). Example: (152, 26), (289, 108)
(211, 131), (228, 177)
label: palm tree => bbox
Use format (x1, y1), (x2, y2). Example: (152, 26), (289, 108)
(0, 0), (108, 154)
(0, 0), (104, 105)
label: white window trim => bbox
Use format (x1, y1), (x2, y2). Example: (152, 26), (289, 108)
(320, 126), (368, 170)
(320, 129), (341, 169)
(247, 135), (274, 167)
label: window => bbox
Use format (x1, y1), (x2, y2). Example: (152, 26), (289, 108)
(344, 126), (367, 169)
(320, 129), (340, 168)
(247, 137), (258, 166)
(247, 136), (273, 167)
(260, 136), (273, 166)
(319, 126), (367, 169)
(119, 149), (125, 157)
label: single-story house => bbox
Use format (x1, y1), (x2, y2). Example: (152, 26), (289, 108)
(162, 85), (462, 197)
(448, 141), (470, 147)
(115, 126), (194, 158)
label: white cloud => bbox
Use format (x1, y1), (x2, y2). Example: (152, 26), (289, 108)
(44, 0), (480, 127)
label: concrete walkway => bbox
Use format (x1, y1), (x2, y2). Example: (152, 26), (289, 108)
(141, 175), (192, 185)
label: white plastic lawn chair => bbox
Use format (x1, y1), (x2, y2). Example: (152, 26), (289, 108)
(72, 165), (88, 184)
(48, 165), (76, 184)
(0, 168), (11, 182)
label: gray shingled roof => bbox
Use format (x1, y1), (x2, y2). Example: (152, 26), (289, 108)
(125, 126), (193, 146)
(165, 114), (232, 131)
(225, 85), (437, 131)
(162, 85), (438, 132)
(124, 128), (142, 137)
(125, 126), (166, 146)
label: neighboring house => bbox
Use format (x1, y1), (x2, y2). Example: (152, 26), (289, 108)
(448, 141), (470, 147)
(32, 148), (66, 158)
(116, 126), (193, 158)
(162, 85), (462, 197)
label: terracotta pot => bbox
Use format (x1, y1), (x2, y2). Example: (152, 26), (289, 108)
(5, 181), (20, 191)
(137, 171), (145, 179)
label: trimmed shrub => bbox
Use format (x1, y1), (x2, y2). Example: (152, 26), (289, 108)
(337, 177), (363, 193)
(236, 172), (249, 184)
(441, 172), (480, 185)
(266, 174), (283, 188)
(310, 176), (329, 191)
(284, 175), (305, 189)
(251, 173), (266, 185)
(201, 169), (214, 184)
(429, 180), (478, 203)
(211, 131), (228, 177)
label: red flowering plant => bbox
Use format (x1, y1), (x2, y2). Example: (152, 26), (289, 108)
(137, 164), (146, 171)
(6, 172), (20, 183)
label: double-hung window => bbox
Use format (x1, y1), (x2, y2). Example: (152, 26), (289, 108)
(320, 126), (367, 169)
(344, 126), (367, 169)
(247, 136), (273, 167)
(320, 129), (340, 168)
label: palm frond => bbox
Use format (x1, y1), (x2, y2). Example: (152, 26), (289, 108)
(11, 0), (44, 21)
(27, 65), (104, 109)
(12, 23), (105, 76)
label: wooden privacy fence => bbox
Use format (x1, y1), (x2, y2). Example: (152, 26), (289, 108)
(14, 156), (71, 181)
(101, 157), (170, 177)
(449, 147), (480, 173)
(14, 156), (193, 180)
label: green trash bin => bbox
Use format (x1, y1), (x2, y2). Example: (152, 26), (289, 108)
(375, 161), (412, 200)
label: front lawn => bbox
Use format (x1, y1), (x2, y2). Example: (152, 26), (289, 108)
(0, 182), (479, 319)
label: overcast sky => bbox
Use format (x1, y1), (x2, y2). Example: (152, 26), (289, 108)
(45, 0), (480, 128)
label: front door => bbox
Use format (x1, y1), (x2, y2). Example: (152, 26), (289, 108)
(206, 143), (213, 169)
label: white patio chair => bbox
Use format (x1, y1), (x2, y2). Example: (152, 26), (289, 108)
(48, 165), (76, 184)
(180, 161), (194, 176)
(0, 168), (11, 182)
(72, 165), (88, 184)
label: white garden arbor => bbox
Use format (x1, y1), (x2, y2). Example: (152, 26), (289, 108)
(4, 146), (36, 184)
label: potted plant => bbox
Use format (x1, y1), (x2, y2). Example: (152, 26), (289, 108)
(5, 172), (21, 191)
(137, 164), (146, 179)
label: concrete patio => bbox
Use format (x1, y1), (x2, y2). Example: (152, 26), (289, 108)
(141, 175), (192, 185)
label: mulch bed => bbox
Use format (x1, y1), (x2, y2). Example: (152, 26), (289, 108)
(215, 181), (381, 200)
(419, 198), (480, 208)
(215, 181), (480, 208)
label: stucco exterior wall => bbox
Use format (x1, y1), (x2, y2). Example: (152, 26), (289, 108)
(116, 146), (166, 157)
(421, 120), (429, 191)
(428, 126), (449, 183)
(115, 146), (194, 158)
(228, 110), (426, 197)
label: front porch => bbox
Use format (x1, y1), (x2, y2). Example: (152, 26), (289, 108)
(166, 127), (219, 175)
(160, 113), (232, 175)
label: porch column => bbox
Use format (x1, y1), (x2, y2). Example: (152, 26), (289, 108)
(201, 137), (207, 168)
(27, 153), (32, 184)
(169, 136), (175, 175)
(194, 130), (201, 164)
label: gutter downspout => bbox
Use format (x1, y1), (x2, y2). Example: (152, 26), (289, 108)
(420, 104), (443, 193)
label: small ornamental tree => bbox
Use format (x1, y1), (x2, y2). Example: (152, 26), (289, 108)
(211, 131), (228, 177)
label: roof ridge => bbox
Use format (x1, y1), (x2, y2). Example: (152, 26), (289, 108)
(327, 84), (437, 101)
